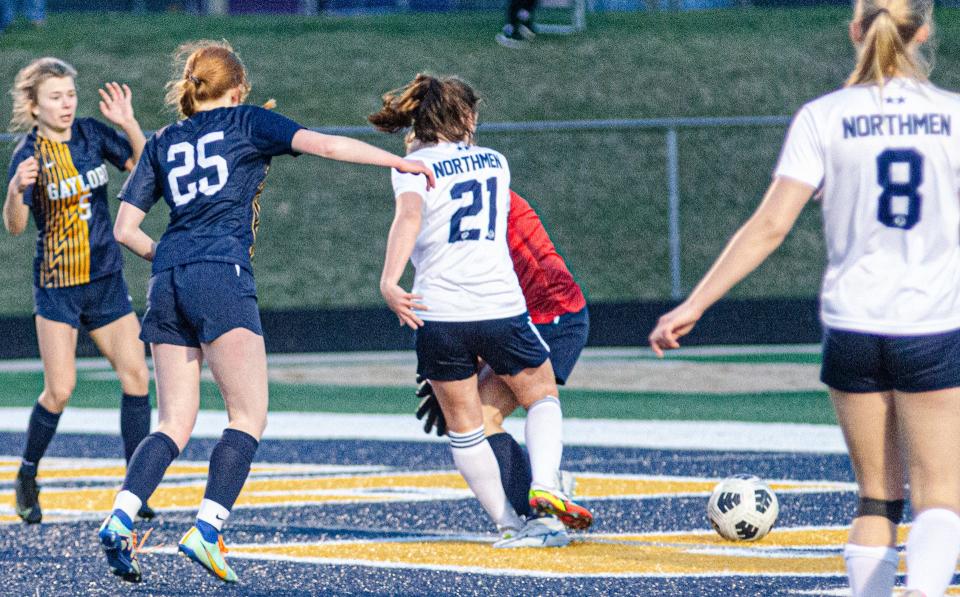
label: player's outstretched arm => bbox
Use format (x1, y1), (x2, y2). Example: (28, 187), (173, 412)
(381, 191), (428, 330)
(291, 130), (435, 189)
(4, 157), (36, 236)
(98, 82), (147, 168)
(649, 176), (815, 357)
(113, 202), (156, 262)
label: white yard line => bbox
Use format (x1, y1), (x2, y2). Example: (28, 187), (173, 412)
(0, 408), (846, 453)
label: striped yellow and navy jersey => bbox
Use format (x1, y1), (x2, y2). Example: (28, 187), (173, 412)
(8, 118), (133, 288)
(120, 105), (303, 275)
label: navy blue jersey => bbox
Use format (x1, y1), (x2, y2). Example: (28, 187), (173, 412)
(8, 118), (132, 288)
(119, 105), (304, 274)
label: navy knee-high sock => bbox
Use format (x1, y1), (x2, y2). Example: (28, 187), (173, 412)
(196, 429), (259, 541)
(120, 393), (151, 464)
(121, 431), (180, 503)
(21, 402), (61, 474)
(487, 432), (533, 518)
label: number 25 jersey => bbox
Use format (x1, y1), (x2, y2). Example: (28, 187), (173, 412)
(776, 78), (960, 335)
(119, 105), (304, 275)
(392, 142), (526, 322)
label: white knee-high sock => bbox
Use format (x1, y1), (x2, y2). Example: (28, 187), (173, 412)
(906, 508), (960, 596)
(524, 396), (563, 490)
(449, 427), (523, 531)
(844, 543), (898, 597)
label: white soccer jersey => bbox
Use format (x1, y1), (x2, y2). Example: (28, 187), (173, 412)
(775, 78), (960, 335)
(391, 142), (526, 322)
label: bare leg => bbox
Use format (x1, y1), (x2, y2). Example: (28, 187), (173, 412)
(35, 315), (79, 414)
(896, 388), (960, 596)
(89, 313), (149, 396)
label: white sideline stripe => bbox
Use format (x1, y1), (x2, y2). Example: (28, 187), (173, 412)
(0, 408), (846, 452)
(0, 345), (822, 373)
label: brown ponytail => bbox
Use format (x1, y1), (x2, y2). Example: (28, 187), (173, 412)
(846, 0), (933, 87)
(164, 40), (251, 119)
(369, 73), (479, 145)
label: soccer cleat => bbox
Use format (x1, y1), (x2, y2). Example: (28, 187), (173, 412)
(495, 26), (528, 49)
(15, 469), (41, 524)
(98, 514), (144, 583)
(517, 23), (536, 40)
(529, 485), (593, 531)
(493, 516), (570, 548)
(178, 526), (238, 583)
(137, 503), (157, 520)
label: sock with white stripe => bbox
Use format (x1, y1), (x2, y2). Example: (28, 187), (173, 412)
(449, 426), (523, 531)
(844, 543), (898, 597)
(906, 508), (960, 596)
(524, 396), (563, 490)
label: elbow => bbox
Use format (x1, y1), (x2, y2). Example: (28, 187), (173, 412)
(4, 220), (24, 237)
(113, 224), (131, 247)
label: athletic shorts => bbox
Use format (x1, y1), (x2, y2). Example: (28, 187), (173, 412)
(416, 313), (550, 382)
(140, 262), (261, 348)
(33, 270), (133, 332)
(821, 326), (960, 393)
(535, 307), (589, 385)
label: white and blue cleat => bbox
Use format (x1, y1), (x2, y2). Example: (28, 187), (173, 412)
(97, 513), (143, 583)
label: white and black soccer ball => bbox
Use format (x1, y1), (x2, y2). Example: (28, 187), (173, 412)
(707, 475), (779, 541)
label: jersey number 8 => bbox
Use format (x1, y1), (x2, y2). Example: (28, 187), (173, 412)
(167, 131), (230, 207)
(876, 148), (923, 230)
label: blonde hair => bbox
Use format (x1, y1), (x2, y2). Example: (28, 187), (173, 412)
(9, 57), (78, 133)
(368, 73), (480, 145)
(846, 0), (934, 87)
(165, 40), (251, 119)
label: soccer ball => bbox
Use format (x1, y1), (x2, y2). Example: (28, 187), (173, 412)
(707, 475), (779, 541)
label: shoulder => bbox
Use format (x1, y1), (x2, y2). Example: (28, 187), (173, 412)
(9, 132), (35, 163)
(914, 80), (960, 109)
(76, 117), (112, 138)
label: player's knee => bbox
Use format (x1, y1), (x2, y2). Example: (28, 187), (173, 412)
(856, 497), (906, 524)
(117, 363), (150, 395)
(40, 383), (74, 412)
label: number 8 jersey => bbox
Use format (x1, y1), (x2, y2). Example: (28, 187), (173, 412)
(119, 105), (304, 275)
(392, 142), (526, 322)
(775, 78), (960, 335)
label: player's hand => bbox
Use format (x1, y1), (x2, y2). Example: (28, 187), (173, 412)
(414, 375), (447, 436)
(98, 82), (136, 128)
(12, 157), (39, 193)
(381, 282), (427, 329)
(648, 302), (703, 357)
(396, 159), (436, 190)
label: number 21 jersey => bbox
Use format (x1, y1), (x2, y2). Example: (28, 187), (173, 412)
(392, 142), (526, 322)
(776, 78), (960, 335)
(119, 105), (304, 275)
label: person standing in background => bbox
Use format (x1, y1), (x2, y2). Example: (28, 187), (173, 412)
(1, 0), (45, 32)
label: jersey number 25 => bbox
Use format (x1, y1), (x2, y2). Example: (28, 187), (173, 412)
(167, 132), (230, 207)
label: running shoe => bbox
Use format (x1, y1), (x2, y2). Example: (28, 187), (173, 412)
(529, 484), (593, 530)
(15, 469), (41, 524)
(178, 526), (238, 583)
(493, 516), (570, 548)
(98, 514), (143, 583)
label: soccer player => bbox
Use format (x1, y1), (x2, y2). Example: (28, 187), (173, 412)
(649, 1), (960, 595)
(415, 189), (588, 542)
(371, 73), (593, 549)
(495, 0), (538, 48)
(97, 40), (434, 584)
(4, 57), (154, 525)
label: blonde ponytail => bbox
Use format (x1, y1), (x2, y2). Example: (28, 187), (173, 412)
(846, 0), (933, 87)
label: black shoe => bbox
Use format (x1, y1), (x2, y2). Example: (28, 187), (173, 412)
(15, 469), (41, 524)
(495, 31), (528, 49)
(137, 503), (156, 520)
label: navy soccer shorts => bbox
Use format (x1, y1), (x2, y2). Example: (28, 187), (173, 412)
(821, 326), (960, 393)
(140, 261), (262, 348)
(416, 313), (550, 382)
(33, 270), (134, 331)
(535, 307), (589, 385)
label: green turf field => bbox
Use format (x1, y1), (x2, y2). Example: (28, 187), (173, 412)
(0, 347), (836, 424)
(2, 9), (957, 313)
